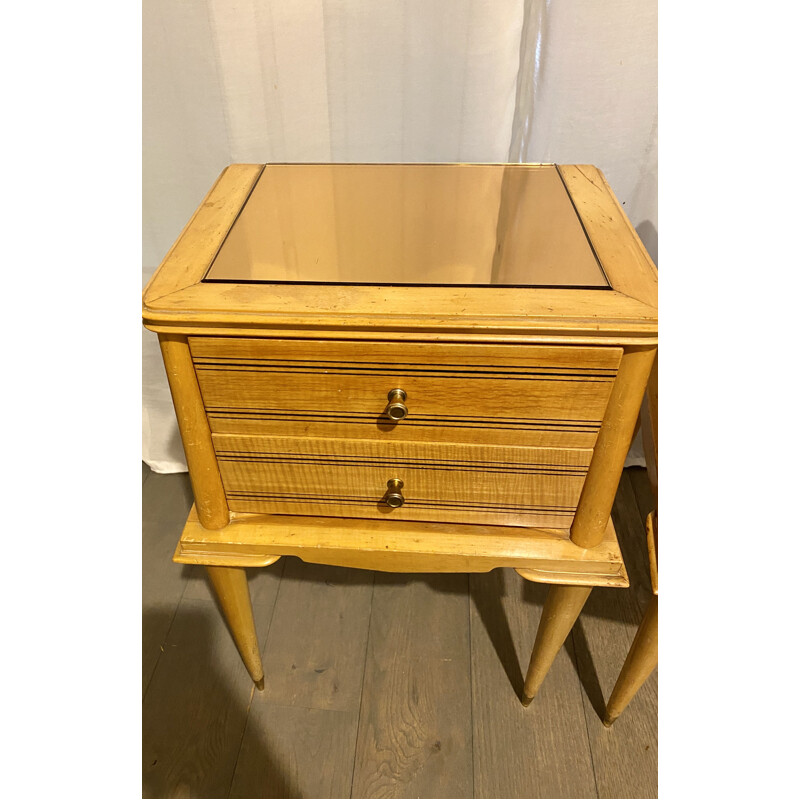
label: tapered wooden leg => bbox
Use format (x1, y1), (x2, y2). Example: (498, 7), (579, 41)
(522, 584), (592, 705)
(603, 595), (658, 726)
(206, 566), (265, 690)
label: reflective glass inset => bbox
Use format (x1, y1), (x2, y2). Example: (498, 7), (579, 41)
(204, 164), (608, 288)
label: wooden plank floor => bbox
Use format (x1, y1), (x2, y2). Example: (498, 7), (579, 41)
(143, 466), (657, 799)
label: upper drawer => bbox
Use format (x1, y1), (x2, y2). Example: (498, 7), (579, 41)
(189, 338), (622, 449)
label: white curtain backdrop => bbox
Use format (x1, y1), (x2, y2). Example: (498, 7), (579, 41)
(143, 0), (657, 472)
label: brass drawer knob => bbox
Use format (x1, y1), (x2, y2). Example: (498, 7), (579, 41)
(385, 478), (405, 508)
(386, 388), (408, 420)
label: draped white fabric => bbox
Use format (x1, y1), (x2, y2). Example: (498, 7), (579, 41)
(143, 0), (657, 472)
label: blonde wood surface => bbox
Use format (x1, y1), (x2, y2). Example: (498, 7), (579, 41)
(572, 471), (658, 795)
(521, 584), (593, 703)
(144, 467), (657, 797)
(206, 565), (266, 688)
(213, 433), (591, 527)
(647, 510), (658, 595)
(469, 571), (597, 797)
(192, 337), (620, 452)
(569, 345), (656, 547)
(558, 165), (658, 309)
(143, 165), (264, 305)
(158, 333), (229, 529)
(207, 413), (600, 449)
(143, 165), (656, 343)
(145, 283), (656, 343)
(189, 335), (622, 370)
(642, 351), (659, 499)
(173, 505), (629, 586)
(603, 595), (658, 727)
(144, 163), (658, 779)
(603, 357), (658, 727)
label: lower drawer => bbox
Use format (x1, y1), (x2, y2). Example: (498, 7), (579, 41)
(214, 434), (592, 528)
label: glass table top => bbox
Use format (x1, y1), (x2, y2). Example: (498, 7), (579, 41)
(203, 164), (609, 288)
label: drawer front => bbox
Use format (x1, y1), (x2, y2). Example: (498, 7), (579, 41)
(213, 434), (592, 528)
(191, 338), (621, 449)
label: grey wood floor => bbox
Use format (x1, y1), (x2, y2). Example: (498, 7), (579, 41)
(143, 465), (657, 799)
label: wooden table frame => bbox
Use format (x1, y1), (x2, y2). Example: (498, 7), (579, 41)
(144, 163), (657, 705)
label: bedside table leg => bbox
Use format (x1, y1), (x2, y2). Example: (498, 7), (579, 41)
(603, 595), (658, 727)
(522, 584), (592, 706)
(206, 566), (265, 690)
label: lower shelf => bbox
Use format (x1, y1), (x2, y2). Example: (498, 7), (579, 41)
(173, 506), (629, 588)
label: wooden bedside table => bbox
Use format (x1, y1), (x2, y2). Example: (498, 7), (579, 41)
(142, 163), (657, 704)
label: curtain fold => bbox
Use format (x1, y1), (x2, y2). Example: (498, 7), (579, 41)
(143, 0), (656, 472)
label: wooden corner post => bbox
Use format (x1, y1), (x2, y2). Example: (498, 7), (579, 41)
(158, 333), (229, 529)
(570, 345), (656, 548)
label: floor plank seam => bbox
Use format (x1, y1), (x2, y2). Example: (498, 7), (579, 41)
(143, 469), (656, 797)
(142, 572), (192, 701)
(349, 572), (376, 799)
(245, 700), (364, 715)
(573, 628), (601, 799)
(227, 683), (257, 799)
(258, 560), (287, 659)
(225, 561), (286, 795)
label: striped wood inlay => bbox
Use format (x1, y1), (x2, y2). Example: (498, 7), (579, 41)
(212, 434), (592, 528)
(191, 338), (621, 449)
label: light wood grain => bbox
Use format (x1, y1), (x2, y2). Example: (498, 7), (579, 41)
(573, 584), (658, 798)
(565, 471), (658, 796)
(143, 164), (264, 305)
(352, 573), (473, 798)
(603, 595), (658, 728)
(189, 334), (623, 369)
(143, 164), (658, 778)
(642, 352), (658, 499)
(647, 511), (658, 595)
(570, 345), (656, 547)
(213, 433), (592, 527)
(572, 480), (658, 796)
(601, 359), (659, 729)
(192, 337), (620, 451)
(143, 164), (656, 342)
(145, 282), (657, 343)
(143, 467), (658, 797)
(522, 584), (593, 703)
(174, 505), (629, 586)
(470, 571), (597, 798)
(158, 333), (229, 529)
(558, 164), (658, 309)
(206, 566), (265, 687)
(207, 414), (602, 449)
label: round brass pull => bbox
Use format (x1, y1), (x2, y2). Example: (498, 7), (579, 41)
(386, 388), (408, 421)
(385, 478), (405, 508)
